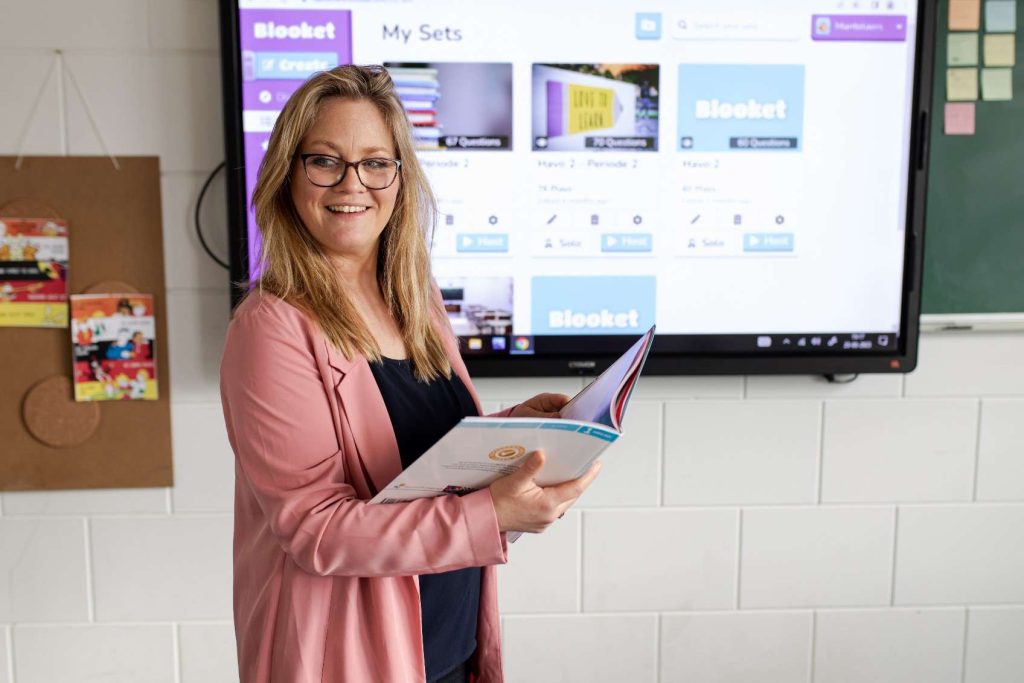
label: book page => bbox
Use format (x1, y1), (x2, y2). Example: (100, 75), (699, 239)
(559, 325), (655, 429)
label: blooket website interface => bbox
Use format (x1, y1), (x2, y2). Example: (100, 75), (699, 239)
(236, 0), (919, 356)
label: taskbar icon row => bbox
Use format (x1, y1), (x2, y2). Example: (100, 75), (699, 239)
(461, 334), (535, 356)
(754, 332), (897, 351)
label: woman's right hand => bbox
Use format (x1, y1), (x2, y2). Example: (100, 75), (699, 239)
(488, 451), (602, 533)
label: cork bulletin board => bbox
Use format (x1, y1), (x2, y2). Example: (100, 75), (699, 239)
(0, 156), (172, 491)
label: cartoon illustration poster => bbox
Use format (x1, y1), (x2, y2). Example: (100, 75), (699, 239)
(0, 217), (70, 327)
(70, 293), (158, 401)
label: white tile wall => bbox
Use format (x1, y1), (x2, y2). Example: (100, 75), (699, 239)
(149, 0), (220, 52)
(91, 516), (233, 621)
(161, 172), (231, 292)
(503, 614), (657, 683)
(894, 505), (1024, 605)
(740, 507), (894, 608)
(576, 401), (661, 507)
(170, 403), (235, 513)
(3, 1), (1024, 680)
(0, 0), (150, 50)
(498, 511), (579, 614)
(13, 624), (175, 683)
(166, 289), (232, 403)
(178, 623), (239, 683)
(660, 611), (812, 683)
(0, 518), (89, 622)
(0, 53), (64, 156)
(663, 400), (820, 505)
(1, 488), (168, 516)
(964, 607), (1024, 683)
(746, 373), (903, 398)
(906, 333), (1024, 397)
(822, 399), (979, 503)
(813, 608), (965, 683)
(0, 626), (10, 683)
(976, 399), (1024, 501)
(627, 375), (743, 399)
(63, 53), (223, 173)
(583, 509), (737, 611)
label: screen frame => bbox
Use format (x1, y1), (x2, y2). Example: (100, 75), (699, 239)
(217, 0), (935, 377)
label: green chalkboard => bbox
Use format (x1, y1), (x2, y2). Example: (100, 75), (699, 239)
(923, 0), (1024, 314)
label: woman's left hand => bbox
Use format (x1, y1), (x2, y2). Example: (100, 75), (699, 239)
(508, 393), (570, 419)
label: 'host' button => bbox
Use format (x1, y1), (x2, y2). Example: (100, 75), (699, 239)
(744, 233), (794, 252)
(602, 233), (653, 252)
(457, 233), (509, 253)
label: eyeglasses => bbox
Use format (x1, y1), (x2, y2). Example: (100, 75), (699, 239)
(298, 153), (402, 190)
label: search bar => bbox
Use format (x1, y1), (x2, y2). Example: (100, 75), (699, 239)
(671, 13), (800, 41)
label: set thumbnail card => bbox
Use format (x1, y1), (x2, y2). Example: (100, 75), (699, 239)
(386, 62), (513, 151)
(532, 64), (660, 152)
(676, 64), (805, 152)
(0, 217), (69, 328)
(71, 293), (158, 402)
(436, 276), (514, 345)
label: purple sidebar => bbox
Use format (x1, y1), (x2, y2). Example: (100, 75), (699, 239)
(811, 14), (907, 41)
(237, 8), (352, 280)
(546, 81), (564, 137)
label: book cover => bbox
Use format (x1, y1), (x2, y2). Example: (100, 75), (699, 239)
(70, 293), (159, 401)
(0, 217), (69, 328)
(370, 326), (655, 506)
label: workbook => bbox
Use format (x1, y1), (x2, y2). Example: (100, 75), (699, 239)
(369, 325), (655, 506)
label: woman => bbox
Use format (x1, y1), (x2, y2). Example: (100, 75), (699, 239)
(220, 65), (600, 683)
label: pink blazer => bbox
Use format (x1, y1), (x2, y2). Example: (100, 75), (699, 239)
(220, 291), (511, 683)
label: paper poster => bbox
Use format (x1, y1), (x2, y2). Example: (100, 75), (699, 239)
(983, 34), (1015, 66)
(70, 293), (158, 401)
(981, 67), (1013, 100)
(949, 0), (982, 30)
(947, 67), (980, 100)
(985, 0), (1017, 32)
(944, 102), (976, 135)
(948, 33), (979, 65)
(0, 217), (69, 327)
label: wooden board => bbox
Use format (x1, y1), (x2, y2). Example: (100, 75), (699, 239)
(0, 156), (172, 491)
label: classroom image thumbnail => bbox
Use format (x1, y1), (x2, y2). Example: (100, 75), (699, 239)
(437, 277), (514, 352)
(532, 63), (659, 152)
(385, 62), (513, 151)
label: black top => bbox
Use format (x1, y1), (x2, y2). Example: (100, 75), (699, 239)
(368, 357), (481, 683)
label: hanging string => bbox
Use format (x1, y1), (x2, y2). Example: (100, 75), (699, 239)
(62, 54), (120, 171)
(14, 50), (121, 171)
(13, 56), (59, 170)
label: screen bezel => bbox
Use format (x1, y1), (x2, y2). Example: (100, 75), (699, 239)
(217, 0), (935, 377)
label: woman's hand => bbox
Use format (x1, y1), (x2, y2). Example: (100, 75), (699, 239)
(508, 392), (571, 419)
(489, 451), (601, 533)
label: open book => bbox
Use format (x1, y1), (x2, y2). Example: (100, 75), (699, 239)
(369, 326), (656, 508)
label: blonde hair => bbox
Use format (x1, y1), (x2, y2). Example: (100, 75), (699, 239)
(250, 65), (451, 381)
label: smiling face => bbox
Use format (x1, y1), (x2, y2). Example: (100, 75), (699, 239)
(290, 97), (400, 273)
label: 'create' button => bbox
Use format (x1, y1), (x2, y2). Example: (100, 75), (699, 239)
(744, 233), (794, 252)
(255, 52), (339, 79)
(602, 233), (653, 252)
(457, 233), (509, 253)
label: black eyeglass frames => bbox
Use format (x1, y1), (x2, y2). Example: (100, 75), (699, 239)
(298, 153), (402, 190)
